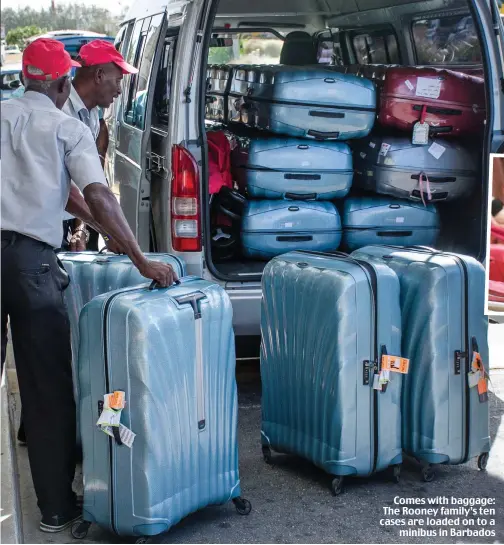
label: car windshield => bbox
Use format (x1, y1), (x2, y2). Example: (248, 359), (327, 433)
(208, 31), (284, 65)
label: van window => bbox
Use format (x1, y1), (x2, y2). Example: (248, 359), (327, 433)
(124, 14), (164, 130)
(352, 31), (399, 64)
(153, 37), (176, 126)
(412, 15), (482, 64)
(114, 25), (128, 55)
(208, 31), (283, 65)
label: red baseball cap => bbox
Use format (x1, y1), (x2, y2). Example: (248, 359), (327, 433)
(78, 40), (138, 74)
(23, 38), (80, 80)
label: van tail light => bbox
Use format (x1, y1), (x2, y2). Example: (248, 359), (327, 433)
(171, 145), (202, 252)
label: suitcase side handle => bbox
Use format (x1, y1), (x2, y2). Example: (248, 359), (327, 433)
(284, 173), (321, 181)
(428, 126), (453, 134)
(309, 110), (345, 119)
(411, 174), (456, 183)
(376, 231), (413, 237)
(285, 192), (317, 200)
(148, 278), (182, 291)
(276, 235), (313, 242)
(307, 129), (340, 139)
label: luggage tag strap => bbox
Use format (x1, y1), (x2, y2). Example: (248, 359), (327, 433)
(418, 172), (432, 207)
(419, 104), (427, 124)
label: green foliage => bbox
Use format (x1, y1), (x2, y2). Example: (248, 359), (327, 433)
(1, 4), (126, 38)
(6, 26), (45, 49)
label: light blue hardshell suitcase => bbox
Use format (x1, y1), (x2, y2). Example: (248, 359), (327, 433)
(352, 246), (490, 481)
(58, 251), (185, 445)
(342, 197), (440, 251)
(75, 277), (251, 539)
(228, 65), (376, 140)
(261, 251), (404, 494)
(245, 138), (353, 200)
(241, 201), (342, 259)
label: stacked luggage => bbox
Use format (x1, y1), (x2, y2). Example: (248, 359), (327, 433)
(59, 253), (252, 541)
(205, 64), (485, 257)
(207, 64), (377, 259)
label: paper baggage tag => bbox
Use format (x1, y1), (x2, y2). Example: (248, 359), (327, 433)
(470, 352), (489, 403)
(369, 141), (376, 149)
(412, 122), (429, 145)
(468, 371), (480, 389)
(102, 423), (136, 448)
(379, 143), (391, 156)
(381, 355), (410, 374)
(360, 152), (367, 159)
(108, 390), (125, 410)
(97, 407), (121, 427)
(415, 77), (442, 99)
(405, 79), (414, 91)
(372, 373), (382, 391)
(427, 142), (446, 160)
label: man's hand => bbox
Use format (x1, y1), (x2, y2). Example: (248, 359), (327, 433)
(69, 229), (87, 252)
(139, 260), (178, 287)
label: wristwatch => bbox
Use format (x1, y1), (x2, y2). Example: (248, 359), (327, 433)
(74, 227), (90, 243)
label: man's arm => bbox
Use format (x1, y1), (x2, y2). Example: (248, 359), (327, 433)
(65, 126), (177, 286)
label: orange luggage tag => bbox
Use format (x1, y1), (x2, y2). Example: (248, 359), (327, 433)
(469, 352), (488, 403)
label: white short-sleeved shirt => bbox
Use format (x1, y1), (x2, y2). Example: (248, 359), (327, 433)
(61, 84), (102, 222)
(1, 91), (107, 248)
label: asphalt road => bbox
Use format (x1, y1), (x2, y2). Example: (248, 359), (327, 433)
(15, 360), (504, 545)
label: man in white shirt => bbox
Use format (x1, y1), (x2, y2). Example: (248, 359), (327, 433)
(1, 38), (177, 533)
(61, 39), (130, 251)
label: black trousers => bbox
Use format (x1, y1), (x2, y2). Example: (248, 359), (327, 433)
(1, 231), (77, 517)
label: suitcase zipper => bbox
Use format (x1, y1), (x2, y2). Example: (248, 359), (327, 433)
(354, 259), (381, 475)
(242, 95), (376, 113)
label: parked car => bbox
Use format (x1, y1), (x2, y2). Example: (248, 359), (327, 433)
(27, 30), (114, 59)
(0, 63), (22, 101)
(104, 0), (504, 336)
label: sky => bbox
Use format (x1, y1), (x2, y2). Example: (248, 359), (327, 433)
(2, 0), (127, 15)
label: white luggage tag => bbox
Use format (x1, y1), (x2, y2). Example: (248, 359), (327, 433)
(412, 105), (429, 145)
(96, 391), (136, 448)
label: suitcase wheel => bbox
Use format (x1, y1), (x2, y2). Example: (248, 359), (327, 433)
(262, 445), (272, 465)
(477, 452), (489, 471)
(391, 464), (401, 484)
(421, 464), (436, 483)
(330, 476), (344, 496)
(71, 520), (91, 540)
(233, 497), (252, 516)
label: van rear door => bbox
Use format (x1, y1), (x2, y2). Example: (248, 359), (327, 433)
(114, 13), (166, 250)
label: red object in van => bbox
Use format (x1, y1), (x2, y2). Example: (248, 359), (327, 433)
(490, 244), (504, 283)
(378, 67), (485, 136)
(488, 280), (504, 302)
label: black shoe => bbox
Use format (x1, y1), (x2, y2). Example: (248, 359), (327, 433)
(17, 428), (27, 446)
(39, 509), (82, 533)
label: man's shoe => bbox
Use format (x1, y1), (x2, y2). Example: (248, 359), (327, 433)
(39, 510), (82, 533)
(17, 426), (27, 446)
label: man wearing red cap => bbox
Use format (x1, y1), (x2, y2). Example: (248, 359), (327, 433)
(58, 39), (138, 252)
(1, 38), (177, 533)
(60, 39), (139, 252)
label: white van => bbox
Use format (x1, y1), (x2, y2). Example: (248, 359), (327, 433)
(104, 0), (504, 335)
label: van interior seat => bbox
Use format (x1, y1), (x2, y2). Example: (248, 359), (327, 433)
(279, 31), (318, 65)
